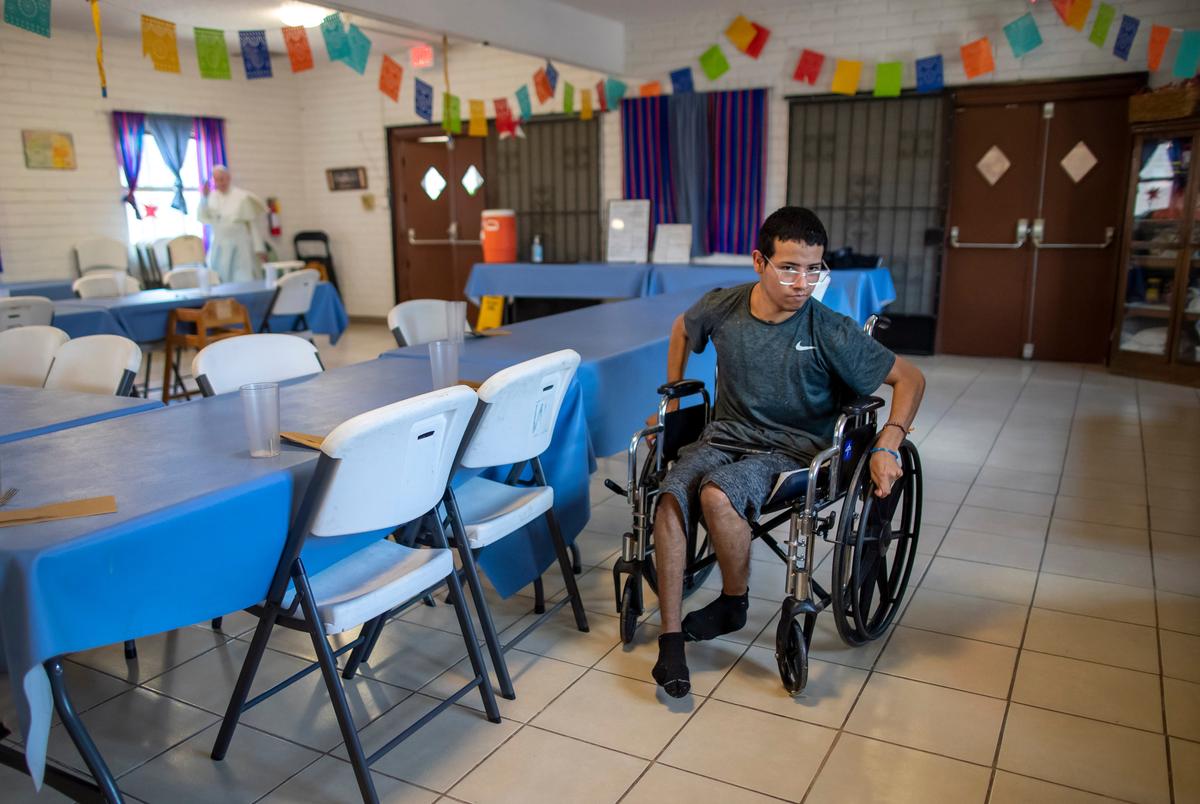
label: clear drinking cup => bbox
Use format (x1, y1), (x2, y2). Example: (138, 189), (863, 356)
(241, 382), (280, 458)
(197, 268), (212, 295)
(445, 300), (467, 343)
(429, 340), (459, 390)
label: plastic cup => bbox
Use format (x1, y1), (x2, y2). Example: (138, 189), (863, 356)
(197, 268), (212, 295)
(445, 301), (467, 343)
(429, 340), (459, 390)
(241, 382), (280, 458)
(112, 271), (128, 295)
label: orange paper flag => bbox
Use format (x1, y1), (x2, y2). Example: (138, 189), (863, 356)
(831, 59), (862, 95)
(961, 37), (995, 79)
(282, 26), (314, 72)
(581, 88), (594, 120)
(639, 81), (662, 97)
(725, 14), (756, 52)
(141, 15), (180, 73)
(534, 67), (553, 103)
(1148, 25), (1171, 71)
(1066, 0), (1092, 31)
(379, 54), (402, 101)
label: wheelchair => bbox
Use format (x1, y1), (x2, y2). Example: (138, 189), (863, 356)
(605, 316), (923, 695)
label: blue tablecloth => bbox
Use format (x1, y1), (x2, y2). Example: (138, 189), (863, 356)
(0, 356), (592, 786)
(382, 289), (718, 458)
(50, 302), (126, 338)
(464, 263), (652, 303)
(0, 386), (161, 444)
(0, 280), (75, 301)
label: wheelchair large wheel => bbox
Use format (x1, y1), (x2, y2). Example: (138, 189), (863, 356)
(830, 440), (922, 647)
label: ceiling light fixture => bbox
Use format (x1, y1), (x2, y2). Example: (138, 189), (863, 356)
(278, 2), (332, 28)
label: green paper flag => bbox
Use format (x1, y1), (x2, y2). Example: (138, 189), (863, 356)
(195, 28), (231, 79)
(563, 81), (575, 114)
(874, 62), (902, 97)
(699, 45), (730, 80)
(443, 92), (462, 134)
(1089, 3), (1115, 47)
(4, 0), (51, 37)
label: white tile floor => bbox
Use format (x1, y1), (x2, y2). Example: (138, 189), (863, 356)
(5, 332), (1199, 803)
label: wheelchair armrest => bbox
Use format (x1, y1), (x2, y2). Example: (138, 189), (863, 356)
(657, 379), (707, 399)
(842, 395), (885, 417)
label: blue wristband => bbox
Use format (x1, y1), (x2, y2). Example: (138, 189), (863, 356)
(870, 447), (901, 463)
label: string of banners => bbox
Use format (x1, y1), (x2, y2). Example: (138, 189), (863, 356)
(3, 0), (1198, 130)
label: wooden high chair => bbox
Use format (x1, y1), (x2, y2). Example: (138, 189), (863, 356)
(162, 298), (253, 402)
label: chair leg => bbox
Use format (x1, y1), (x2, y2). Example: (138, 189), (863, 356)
(342, 615), (385, 680)
(46, 659), (123, 804)
(160, 342), (174, 403)
(211, 617), (223, 631)
(570, 541), (582, 575)
(211, 606), (279, 761)
(532, 578), (545, 614)
(123, 640), (137, 661)
(141, 351), (153, 400)
(546, 508), (589, 633)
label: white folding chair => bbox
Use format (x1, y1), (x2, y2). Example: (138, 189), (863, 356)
(44, 334), (142, 396)
(73, 272), (141, 299)
(166, 235), (206, 267)
(0, 325), (69, 386)
(209, 386), (499, 804)
(192, 334), (323, 397)
(73, 236), (129, 277)
(262, 268), (320, 339)
(0, 296), (53, 332)
(162, 267), (220, 290)
(386, 299), (470, 347)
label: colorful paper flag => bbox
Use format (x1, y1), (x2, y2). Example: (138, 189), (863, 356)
(195, 28), (231, 80)
(793, 49), (824, 84)
(545, 60), (558, 92)
(468, 99), (487, 137)
(639, 81), (662, 97)
(1052, 0), (1072, 23)
(1113, 15), (1139, 61)
(725, 15), (756, 52)
(239, 30), (272, 79)
(874, 62), (902, 97)
(595, 80), (607, 111)
(1148, 25), (1170, 71)
(563, 82), (575, 113)
(443, 93), (461, 134)
(534, 67), (553, 103)
(605, 77), (627, 109)
(320, 13), (348, 63)
(745, 23), (770, 59)
(344, 24), (370, 74)
(379, 54), (402, 101)
(1089, 3), (1115, 47)
(141, 15), (180, 73)
(1065, 0), (1091, 32)
(581, 89), (593, 120)
(282, 26), (314, 72)
(494, 98), (517, 137)
(915, 55), (943, 93)
(414, 77), (433, 121)
(1004, 13), (1043, 58)
(1174, 31), (1200, 79)
(831, 60), (862, 95)
(670, 67), (694, 93)
(961, 37), (995, 79)
(4, 0), (50, 37)
(89, 0), (106, 97)
(515, 85), (533, 119)
(699, 45), (730, 80)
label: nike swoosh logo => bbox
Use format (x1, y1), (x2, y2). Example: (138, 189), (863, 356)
(795, 344), (817, 352)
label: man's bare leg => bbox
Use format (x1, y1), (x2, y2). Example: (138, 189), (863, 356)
(652, 496), (690, 697)
(681, 484), (752, 641)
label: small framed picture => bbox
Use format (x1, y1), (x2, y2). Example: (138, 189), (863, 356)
(326, 167), (367, 191)
(22, 130), (76, 170)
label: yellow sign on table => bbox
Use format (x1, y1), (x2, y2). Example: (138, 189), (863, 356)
(476, 296), (505, 331)
(831, 59), (862, 95)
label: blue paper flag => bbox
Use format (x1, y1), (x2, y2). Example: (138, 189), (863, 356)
(238, 30), (272, 79)
(4, 0), (50, 37)
(545, 60), (558, 92)
(605, 77), (627, 110)
(1003, 13), (1043, 59)
(320, 14), (348, 63)
(515, 85), (532, 119)
(414, 78), (433, 122)
(670, 67), (694, 93)
(1113, 15), (1139, 61)
(915, 54), (943, 93)
(344, 24), (371, 74)
(1175, 30), (1200, 79)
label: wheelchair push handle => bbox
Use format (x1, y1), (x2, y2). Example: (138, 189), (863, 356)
(656, 379), (707, 399)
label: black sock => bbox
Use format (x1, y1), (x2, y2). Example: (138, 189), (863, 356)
(682, 590), (749, 642)
(651, 632), (690, 698)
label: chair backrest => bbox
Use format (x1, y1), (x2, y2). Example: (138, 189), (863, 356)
(44, 334), (142, 396)
(73, 272), (140, 298)
(271, 268), (320, 316)
(460, 349), (580, 469)
(134, 241), (163, 288)
(151, 237), (172, 272)
(309, 385), (478, 537)
(0, 296), (54, 332)
(74, 237), (129, 276)
(192, 334), (323, 396)
(163, 267), (221, 290)
(0, 325), (69, 386)
(387, 299), (470, 347)
(167, 235), (206, 267)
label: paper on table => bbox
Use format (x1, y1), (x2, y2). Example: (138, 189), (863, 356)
(458, 379), (483, 390)
(0, 496), (117, 528)
(280, 431), (325, 450)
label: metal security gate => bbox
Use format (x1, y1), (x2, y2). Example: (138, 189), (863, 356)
(786, 95), (948, 318)
(484, 116), (602, 263)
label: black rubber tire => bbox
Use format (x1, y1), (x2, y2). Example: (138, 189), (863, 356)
(619, 577), (639, 644)
(776, 618), (809, 695)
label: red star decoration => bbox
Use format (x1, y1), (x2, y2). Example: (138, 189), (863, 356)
(1147, 187), (1160, 201)
(144, 204), (158, 218)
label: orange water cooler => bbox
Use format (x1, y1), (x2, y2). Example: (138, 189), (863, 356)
(480, 209), (517, 263)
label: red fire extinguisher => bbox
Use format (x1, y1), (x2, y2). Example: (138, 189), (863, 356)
(266, 197), (282, 238)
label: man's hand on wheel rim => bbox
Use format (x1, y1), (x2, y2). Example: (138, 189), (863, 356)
(869, 451), (903, 498)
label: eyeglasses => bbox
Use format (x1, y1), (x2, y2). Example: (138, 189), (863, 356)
(762, 255), (829, 287)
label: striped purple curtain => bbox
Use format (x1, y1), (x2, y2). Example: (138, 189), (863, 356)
(621, 96), (676, 226)
(111, 111), (146, 219)
(193, 117), (227, 249)
(706, 89), (766, 254)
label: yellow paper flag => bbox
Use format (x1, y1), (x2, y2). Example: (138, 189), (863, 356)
(141, 15), (180, 73)
(725, 14), (756, 52)
(468, 99), (488, 137)
(831, 59), (862, 95)
(581, 88), (594, 120)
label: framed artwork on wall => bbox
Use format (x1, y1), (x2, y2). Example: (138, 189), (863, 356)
(22, 130), (76, 170)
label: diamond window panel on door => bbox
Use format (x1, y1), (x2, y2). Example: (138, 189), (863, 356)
(461, 164), (484, 196)
(421, 166), (447, 200)
(976, 145), (1011, 186)
(1061, 140), (1098, 184)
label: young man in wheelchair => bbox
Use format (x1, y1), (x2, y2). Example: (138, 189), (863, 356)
(648, 207), (926, 698)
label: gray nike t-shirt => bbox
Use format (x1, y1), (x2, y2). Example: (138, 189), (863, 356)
(684, 282), (896, 461)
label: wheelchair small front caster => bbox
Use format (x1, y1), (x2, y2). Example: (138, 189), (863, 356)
(775, 618), (808, 695)
(619, 576), (641, 644)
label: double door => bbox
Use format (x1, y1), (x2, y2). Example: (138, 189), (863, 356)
(939, 77), (1141, 361)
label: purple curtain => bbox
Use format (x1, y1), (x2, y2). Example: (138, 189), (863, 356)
(621, 96), (676, 227)
(707, 89), (766, 255)
(111, 111), (146, 219)
(193, 117), (227, 248)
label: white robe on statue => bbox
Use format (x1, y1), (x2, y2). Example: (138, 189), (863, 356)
(198, 187), (268, 283)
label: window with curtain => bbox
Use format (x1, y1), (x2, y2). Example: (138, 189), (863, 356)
(120, 133), (203, 243)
